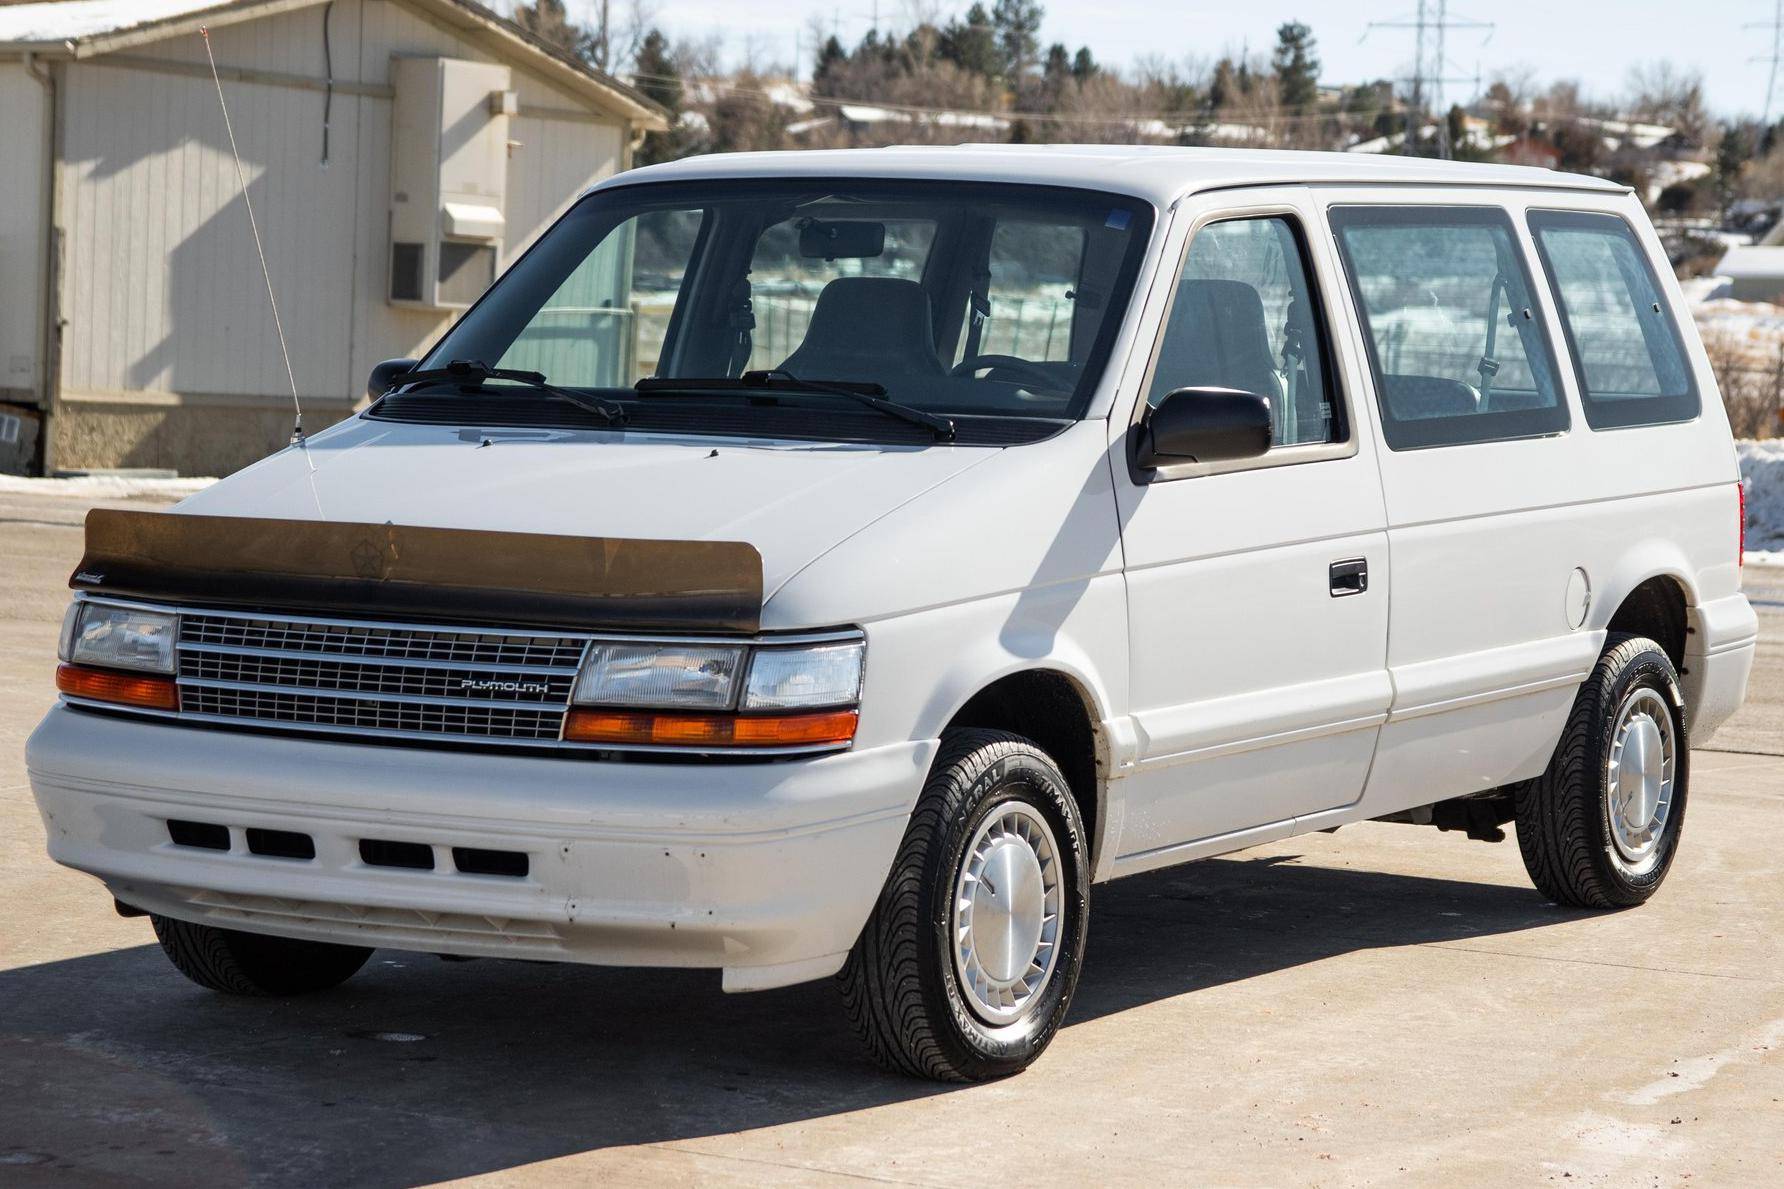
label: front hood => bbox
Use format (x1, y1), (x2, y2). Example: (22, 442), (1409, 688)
(176, 418), (994, 600)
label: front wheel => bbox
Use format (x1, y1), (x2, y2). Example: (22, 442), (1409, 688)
(1514, 634), (1689, 908)
(839, 729), (1089, 1082)
(151, 915), (372, 996)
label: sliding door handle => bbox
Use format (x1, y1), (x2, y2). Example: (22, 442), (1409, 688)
(1329, 558), (1368, 597)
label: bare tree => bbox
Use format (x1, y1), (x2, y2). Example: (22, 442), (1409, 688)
(1626, 60), (1710, 148)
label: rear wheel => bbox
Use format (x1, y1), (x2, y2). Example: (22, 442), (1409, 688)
(1514, 634), (1689, 908)
(839, 729), (1089, 1082)
(151, 915), (372, 996)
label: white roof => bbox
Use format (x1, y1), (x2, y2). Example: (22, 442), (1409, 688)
(0, 0), (226, 45)
(600, 144), (1626, 206)
(1718, 245), (1784, 280)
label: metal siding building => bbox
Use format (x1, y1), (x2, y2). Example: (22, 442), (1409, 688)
(0, 0), (664, 475)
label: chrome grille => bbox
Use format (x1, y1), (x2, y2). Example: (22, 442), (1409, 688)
(181, 613), (585, 667)
(175, 611), (583, 745)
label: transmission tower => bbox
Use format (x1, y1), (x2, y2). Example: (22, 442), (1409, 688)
(1752, 0), (1784, 124)
(1364, 0), (1493, 158)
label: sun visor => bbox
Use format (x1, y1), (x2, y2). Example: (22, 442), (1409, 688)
(71, 510), (764, 634)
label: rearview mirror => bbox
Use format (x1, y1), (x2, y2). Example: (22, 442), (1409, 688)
(1135, 387), (1272, 468)
(367, 358), (418, 400)
(799, 220), (886, 260)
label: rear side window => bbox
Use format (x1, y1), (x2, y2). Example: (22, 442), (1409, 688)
(1331, 206), (1566, 450)
(1528, 210), (1699, 429)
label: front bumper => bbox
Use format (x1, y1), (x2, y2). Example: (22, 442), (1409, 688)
(27, 705), (934, 991)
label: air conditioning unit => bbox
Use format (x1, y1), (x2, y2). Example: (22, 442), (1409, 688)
(388, 56), (516, 310)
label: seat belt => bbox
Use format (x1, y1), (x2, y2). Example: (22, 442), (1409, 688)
(725, 276), (755, 377)
(1478, 273), (1506, 412)
(1281, 296), (1307, 446)
(962, 238), (993, 362)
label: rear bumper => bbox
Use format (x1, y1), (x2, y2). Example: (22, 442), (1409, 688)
(1684, 592), (1760, 743)
(27, 705), (934, 991)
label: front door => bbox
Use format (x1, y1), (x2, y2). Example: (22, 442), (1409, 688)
(1110, 189), (1392, 872)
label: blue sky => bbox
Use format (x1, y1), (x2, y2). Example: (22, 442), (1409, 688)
(555, 1), (1780, 119)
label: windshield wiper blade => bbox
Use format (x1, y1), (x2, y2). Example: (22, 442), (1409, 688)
(635, 370), (955, 441)
(393, 359), (627, 425)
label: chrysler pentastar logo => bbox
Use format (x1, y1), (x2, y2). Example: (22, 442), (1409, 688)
(461, 678), (550, 696)
(349, 539), (383, 579)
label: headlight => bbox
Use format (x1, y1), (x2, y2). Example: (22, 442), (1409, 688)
(571, 642), (744, 709)
(743, 642), (864, 710)
(59, 602), (177, 674)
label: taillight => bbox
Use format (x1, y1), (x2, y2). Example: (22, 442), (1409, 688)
(1739, 480), (1747, 569)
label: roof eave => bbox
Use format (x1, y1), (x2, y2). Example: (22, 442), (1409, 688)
(403, 0), (669, 130)
(4, 0), (668, 131)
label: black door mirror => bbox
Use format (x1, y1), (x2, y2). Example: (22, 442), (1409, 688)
(1135, 386), (1273, 468)
(367, 358), (418, 400)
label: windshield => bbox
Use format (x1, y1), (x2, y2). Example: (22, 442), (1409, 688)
(419, 179), (1155, 432)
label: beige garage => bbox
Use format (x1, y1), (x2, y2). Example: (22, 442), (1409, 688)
(0, 0), (665, 475)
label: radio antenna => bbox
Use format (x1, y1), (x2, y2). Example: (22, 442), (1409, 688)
(200, 26), (307, 452)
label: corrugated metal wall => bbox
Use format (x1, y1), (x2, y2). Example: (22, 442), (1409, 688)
(52, 0), (624, 467)
(0, 64), (47, 405)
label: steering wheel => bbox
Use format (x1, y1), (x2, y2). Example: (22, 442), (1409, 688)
(949, 354), (1068, 391)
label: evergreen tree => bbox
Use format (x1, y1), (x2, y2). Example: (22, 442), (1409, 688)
(812, 35), (849, 97)
(938, 4), (1000, 79)
(511, 0), (598, 65)
(631, 29), (693, 167)
(992, 0), (1044, 82)
(1271, 21), (1320, 113)
(1071, 46), (1097, 83)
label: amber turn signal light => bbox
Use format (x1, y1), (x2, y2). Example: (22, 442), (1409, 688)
(56, 663), (179, 711)
(563, 708), (858, 748)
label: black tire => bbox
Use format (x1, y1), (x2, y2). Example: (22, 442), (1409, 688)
(1514, 634), (1690, 909)
(150, 915), (372, 996)
(839, 729), (1089, 1082)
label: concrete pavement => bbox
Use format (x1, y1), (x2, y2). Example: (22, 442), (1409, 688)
(2, 496), (1780, 1186)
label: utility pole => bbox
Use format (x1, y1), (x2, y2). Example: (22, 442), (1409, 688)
(1751, 0), (1784, 124)
(1365, 1), (1492, 158)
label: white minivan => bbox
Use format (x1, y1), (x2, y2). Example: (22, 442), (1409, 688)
(29, 147), (1758, 1081)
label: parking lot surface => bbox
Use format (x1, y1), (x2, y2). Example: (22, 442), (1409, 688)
(2, 491), (1781, 1186)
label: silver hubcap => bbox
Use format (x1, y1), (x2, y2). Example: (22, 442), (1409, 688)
(1607, 686), (1676, 871)
(952, 801), (1063, 1027)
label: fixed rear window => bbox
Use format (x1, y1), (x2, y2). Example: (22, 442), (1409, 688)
(1528, 210), (1699, 429)
(1330, 205), (1566, 450)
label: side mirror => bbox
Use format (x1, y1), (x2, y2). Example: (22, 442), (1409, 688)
(1135, 386), (1272, 469)
(367, 357), (418, 400)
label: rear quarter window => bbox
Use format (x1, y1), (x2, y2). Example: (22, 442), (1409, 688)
(1527, 210), (1699, 429)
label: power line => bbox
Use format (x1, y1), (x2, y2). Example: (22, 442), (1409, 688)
(1750, 0), (1784, 124)
(1364, 0), (1492, 158)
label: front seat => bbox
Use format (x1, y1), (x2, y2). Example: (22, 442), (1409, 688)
(1148, 278), (1286, 408)
(780, 277), (947, 382)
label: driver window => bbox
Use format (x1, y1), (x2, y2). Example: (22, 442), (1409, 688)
(1147, 216), (1340, 447)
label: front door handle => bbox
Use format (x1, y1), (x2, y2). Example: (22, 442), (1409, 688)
(1330, 558), (1368, 597)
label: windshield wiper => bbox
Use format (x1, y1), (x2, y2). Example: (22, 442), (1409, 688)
(392, 359), (627, 425)
(635, 369), (955, 441)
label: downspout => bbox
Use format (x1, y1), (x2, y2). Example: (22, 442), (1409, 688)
(25, 51), (62, 475)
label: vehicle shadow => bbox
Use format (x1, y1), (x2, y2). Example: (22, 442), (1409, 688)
(0, 854), (1580, 1187)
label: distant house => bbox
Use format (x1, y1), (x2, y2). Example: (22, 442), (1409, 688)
(1496, 136), (1561, 170)
(0, 0), (666, 475)
(1718, 246), (1784, 304)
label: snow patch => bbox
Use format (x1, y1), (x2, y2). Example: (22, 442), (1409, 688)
(0, 475), (215, 500)
(1742, 439), (1784, 562)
